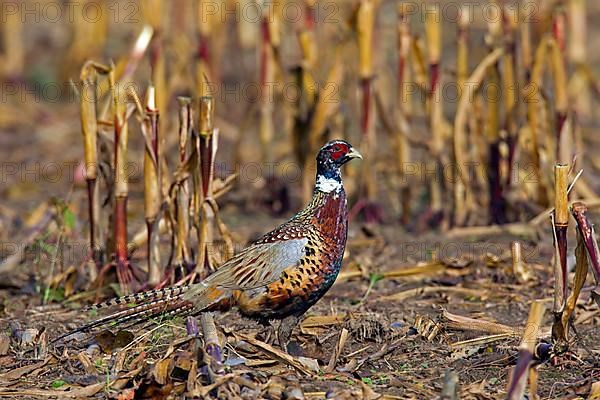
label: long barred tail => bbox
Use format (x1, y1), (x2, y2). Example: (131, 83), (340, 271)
(83, 285), (191, 311)
(53, 283), (228, 343)
(53, 285), (191, 343)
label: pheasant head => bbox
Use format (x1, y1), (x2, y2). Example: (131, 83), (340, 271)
(315, 140), (362, 193)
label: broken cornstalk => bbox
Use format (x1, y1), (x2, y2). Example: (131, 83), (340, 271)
(571, 202), (600, 308)
(506, 301), (546, 400)
(551, 164), (569, 345)
(192, 95), (234, 367)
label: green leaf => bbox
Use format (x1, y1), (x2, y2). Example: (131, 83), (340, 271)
(368, 273), (384, 284)
(36, 240), (56, 256)
(109, 283), (122, 297)
(63, 207), (76, 230)
(51, 379), (66, 388)
(43, 287), (65, 302)
(361, 377), (373, 385)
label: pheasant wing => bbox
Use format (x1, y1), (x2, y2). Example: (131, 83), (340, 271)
(203, 237), (308, 290)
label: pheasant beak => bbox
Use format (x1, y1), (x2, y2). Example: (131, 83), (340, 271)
(346, 147), (363, 160)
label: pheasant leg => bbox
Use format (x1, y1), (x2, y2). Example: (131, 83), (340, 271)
(277, 315), (300, 352)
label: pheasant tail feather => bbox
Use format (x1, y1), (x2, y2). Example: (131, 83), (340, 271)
(84, 285), (191, 311)
(55, 283), (229, 343)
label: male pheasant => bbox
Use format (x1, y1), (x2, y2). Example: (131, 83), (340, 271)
(57, 140), (361, 349)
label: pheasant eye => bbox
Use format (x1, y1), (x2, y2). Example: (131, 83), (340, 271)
(329, 143), (347, 160)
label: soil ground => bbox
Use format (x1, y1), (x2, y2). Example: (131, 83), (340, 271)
(1, 0), (599, 398)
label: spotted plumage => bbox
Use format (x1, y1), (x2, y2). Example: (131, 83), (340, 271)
(55, 140), (361, 349)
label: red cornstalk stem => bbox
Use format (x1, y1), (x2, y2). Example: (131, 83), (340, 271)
(571, 202), (600, 284)
(150, 36), (161, 72)
(305, 1), (315, 30)
(488, 141), (506, 224)
(552, 10), (567, 53)
(114, 196), (128, 264)
(200, 135), (215, 198)
(429, 63), (440, 98)
(360, 77), (372, 136)
(553, 222), (569, 306)
(146, 219), (153, 271)
(198, 35), (210, 64)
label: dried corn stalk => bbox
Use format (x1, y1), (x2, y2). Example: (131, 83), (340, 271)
(506, 301), (546, 400)
(551, 164), (569, 345)
(173, 97), (193, 275)
(397, 4), (413, 225)
(141, 86), (162, 286)
(194, 96), (234, 279)
(425, 3), (445, 226)
(354, 0), (380, 221)
(259, 11), (276, 163)
(79, 61), (111, 276)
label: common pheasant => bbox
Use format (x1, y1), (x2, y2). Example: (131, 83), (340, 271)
(57, 140), (361, 349)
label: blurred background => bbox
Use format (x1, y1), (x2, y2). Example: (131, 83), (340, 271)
(1, 1), (600, 397)
(3, 0), (600, 230)
(3, 0), (600, 283)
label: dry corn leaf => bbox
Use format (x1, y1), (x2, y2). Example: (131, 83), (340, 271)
(379, 286), (486, 302)
(153, 357), (172, 385)
(382, 262), (445, 279)
(95, 330), (134, 353)
(450, 333), (512, 348)
(0, 357), (51, 382)
(233, 333), (313, 375)
(301, 315), (345, 328)
(187, 373), (238, 397)
(442, 310), (521, 335)
(326, 328), (349, 373)
(589, 381), (600, 399)
(0, 335), (9, 355)
(506, 301), (545, 400)
(0, 385), (103, 399)
(77, 351), (98, 375)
